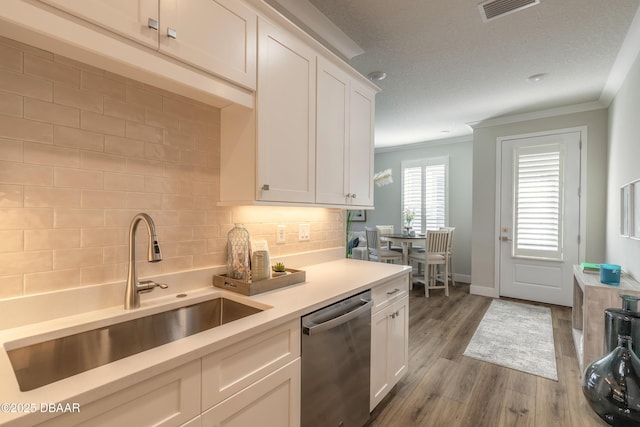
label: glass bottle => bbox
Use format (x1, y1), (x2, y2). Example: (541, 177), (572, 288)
(604, 295), (640, 357)
(582, 317), (640, 426)
(227, 224), (251, 281)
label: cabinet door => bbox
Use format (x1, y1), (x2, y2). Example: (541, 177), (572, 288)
(201, 358), (301, 427)
(159, 0), (257, 90)
(256, 18), (316, 203)
(316, 57), (349, 205)
(39, 0), (158, 49)
(370, 308), (390, 411)
(348, 79), (376, 207)
(388, 296), (409, 385)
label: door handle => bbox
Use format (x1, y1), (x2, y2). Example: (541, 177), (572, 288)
(499, 236), (512, 242)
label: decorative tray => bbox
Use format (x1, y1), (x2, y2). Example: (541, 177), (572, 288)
(213, 268), (305, 296)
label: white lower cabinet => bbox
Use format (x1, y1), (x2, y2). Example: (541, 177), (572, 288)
(201, 359), (300, 427)
(370, 275), (409, 411)
(38, 360), (201, 427)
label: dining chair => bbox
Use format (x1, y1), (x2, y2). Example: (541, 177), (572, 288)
(408, 229), (450, 297)
(440, 227), (456, 287)
(365, 227), (403, 264)
(375, 225), (402, 252)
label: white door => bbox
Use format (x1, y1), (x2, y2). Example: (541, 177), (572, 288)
(498, 131), (581, 306)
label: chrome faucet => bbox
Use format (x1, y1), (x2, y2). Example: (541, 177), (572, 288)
(124, 213), (167, 309)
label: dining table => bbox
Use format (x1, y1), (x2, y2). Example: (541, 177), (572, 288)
(380, 233), (427, 265)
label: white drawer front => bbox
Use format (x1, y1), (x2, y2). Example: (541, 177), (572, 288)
(371, 275), (409, 314)
(202, 319), (300, 410)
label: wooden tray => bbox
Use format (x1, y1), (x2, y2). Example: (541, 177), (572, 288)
(213, 268), (306, 296)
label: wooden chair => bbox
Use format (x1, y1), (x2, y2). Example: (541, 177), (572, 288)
(375, 225), (402, 252)
(440, 227), (456, 287)
(408, 229), (450, 297)
(365, 227), (403, 264)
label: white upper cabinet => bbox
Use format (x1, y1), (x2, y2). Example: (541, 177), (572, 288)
(39, 0), (257, 90)
(256, 17), (316, 203)
(316, 57), (376, 207)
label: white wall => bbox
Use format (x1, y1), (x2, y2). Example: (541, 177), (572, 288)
(359, 138), (473, 280)
(607, 53), (640, 279)
(471, 109), (608, 294)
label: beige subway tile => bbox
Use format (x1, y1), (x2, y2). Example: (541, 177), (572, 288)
(0, 275), (23, 298)
(125, 192), (162, 209)
(80, 110), (125, 136)
(125, 121), (163, 144)
(0, 37), (52, 59)
(104, 172), (145, 192)
(192, 225), (219, 239)
(193, 253), (218, 269)
(136, 257), (163, 278)
(135, 210), (178, 226)
(80, 151), (126, 172)
(54, 125), (104, 151)
(126, 86), (162, 110)
(0, 250), (52, 274)
(0, 160), (53, 186)
(178, 210), (207, 226)
(206, 237), (226, 253)
(24, 141), (80, 168)
(24, 186), (80, 207)
(54, 84), (103, 113)
(144, 176), (180, 194)
(125, 157), (163, 176)
(164, 128), (195, 150)
(0, 43), (22, 72)
(0, 68), (52, 101)
(81, 70), (125, 101)
(176, 240), (206, 256)
(0, 184), (23, 207)
(163, 97), (212, 123)
(24, 228), (80, 250)
(104, 98), (145, 123)
(81, 227), (126, 247)
(54, 167), (103, 189)
(54, 54), (103, 75)
(81, 189), (125, 209)
(162, 194), (194, 210)
(24, 53), (80, 87)
(207, 209), (232, 225)
(0, 115), (53, 144)
(24, 268), (81, 293)
(145, 108), (180, 130)
(0, 91), (23, 117)
(24, 98), (80, 127)
(103, 245), (127, 264)
(0, 230), (23, 253)
(53, 247), (102, 269)
(0, 138), (23, 161)
(158, 225), (193, 242)
(194, 135), (219, 153)
(104, 135), (144, 157)
(0, 207), (53, 229)
(104, 209), (149, 227)
(161, 255), (193, 274)
(144, 142), (180, 162)
(54, 208), (104, 228)
(81, 264), (125, 286)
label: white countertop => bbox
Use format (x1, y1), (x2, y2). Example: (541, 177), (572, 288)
(0, 258), (410, 426)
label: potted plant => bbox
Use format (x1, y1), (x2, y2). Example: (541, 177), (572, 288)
(402, 208), (415, 233)
(272, 262), (287, 277)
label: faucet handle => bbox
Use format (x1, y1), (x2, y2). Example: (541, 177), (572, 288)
(137, 280), (169, 293)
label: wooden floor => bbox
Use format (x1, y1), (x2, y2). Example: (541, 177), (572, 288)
(365, 283), (607, 427)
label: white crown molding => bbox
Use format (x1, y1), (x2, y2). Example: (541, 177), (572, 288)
(468, 100), (607, 130)
(600, 5), (640, 106)
(375, 135), (473, 153)
(262, 0), (364, 60)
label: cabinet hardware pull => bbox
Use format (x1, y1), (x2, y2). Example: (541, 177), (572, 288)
(148, 18), (159, 31)
(262, 184), (270, 191)
(351, 193), (357, 198)
(167, 27), (177, 39)
(386, 288), (400, 296)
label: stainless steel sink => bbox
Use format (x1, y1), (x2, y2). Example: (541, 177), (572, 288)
(7, 297), (264, 391)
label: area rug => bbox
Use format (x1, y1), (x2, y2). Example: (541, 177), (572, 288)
(463, 299), (558, 381)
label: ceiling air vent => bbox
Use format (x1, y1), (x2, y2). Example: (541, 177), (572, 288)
(479, 0), (540, 22)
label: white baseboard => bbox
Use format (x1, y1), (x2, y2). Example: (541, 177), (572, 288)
(470, 285), (499, 298)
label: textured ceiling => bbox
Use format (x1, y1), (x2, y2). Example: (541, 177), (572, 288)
(292, 0), (640, 147)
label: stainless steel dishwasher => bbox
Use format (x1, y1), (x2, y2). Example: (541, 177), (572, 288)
(301, 289), (372, 427)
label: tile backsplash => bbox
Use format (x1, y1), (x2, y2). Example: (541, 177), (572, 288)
(0, 37), (344, 299)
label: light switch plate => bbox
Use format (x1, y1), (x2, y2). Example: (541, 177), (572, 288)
(299, 224), (310, 241)
(277, 225), (286, 243)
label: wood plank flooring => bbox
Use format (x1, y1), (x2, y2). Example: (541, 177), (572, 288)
(365, 284), (607, 427)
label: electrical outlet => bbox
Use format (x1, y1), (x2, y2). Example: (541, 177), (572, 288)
(299, 224), (310, 241)
(277, 225), (286, 243)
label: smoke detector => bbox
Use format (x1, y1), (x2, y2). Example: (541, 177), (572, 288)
(479, 0), (540, 22)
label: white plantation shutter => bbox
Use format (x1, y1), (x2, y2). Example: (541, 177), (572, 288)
(401, 157), (448, 234)
(513, 144), (564, 260)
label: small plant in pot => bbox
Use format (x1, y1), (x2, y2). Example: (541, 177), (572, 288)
(272, 262), (287, 276)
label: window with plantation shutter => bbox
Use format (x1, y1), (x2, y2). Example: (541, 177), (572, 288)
(513, 144), (564, 260)
(401, 157), (448, 235)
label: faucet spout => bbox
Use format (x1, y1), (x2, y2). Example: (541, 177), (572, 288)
(125, 213), (164, 309)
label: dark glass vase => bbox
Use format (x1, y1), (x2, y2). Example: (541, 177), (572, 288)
(582, 318), (640, 426)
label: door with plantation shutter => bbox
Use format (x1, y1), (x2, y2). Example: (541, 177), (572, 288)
(498, 131), (580, 306)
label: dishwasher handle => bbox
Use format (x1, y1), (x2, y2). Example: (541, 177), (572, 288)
(302, 298), (372, 335)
